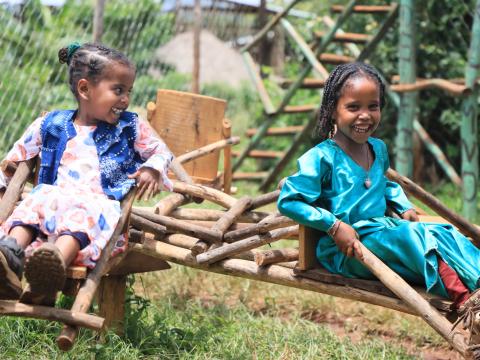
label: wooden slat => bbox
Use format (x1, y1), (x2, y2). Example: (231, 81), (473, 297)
(150, 89), (227, 182)
(277, 77), (326, 89)
(331, 5), (395, 13)
(233, 172), (268, 181)
(294, 267), (453, 313)
(232, 150), (285, 159)
(314, 30), (371, 44)
(319, 53), (355, 64)
(246, 126), (304, 137)
(282, 104), (317, 113)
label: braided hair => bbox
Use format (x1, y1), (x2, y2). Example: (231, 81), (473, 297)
(314, 62), (386, 141)
(58, 43), (135, 99)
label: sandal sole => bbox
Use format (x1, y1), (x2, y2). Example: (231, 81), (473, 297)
(0, 251), (22, 300)
(24, 243), (66, 296)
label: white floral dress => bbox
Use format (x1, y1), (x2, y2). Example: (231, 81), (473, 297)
(0, 116), (173, 268)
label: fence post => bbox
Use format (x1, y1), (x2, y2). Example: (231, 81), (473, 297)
(192, 0), (201, 94)
(460, 0), (480, 220)
(395, 0), (417, 178)
(93, 0), (106, 43)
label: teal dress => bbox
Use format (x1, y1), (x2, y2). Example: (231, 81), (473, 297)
(278, 137), (480, 298)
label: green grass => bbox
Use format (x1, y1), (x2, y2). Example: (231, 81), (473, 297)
(0, 270), (416, 359)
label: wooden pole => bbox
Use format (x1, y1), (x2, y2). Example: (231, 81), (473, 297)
(132, 208), (222, 244)
(223, 214), (296, 243)
(172, 180), (236, 208)
(0, 160), (34, 223)
(56, 188), (136, 351)
(192, 0), (201, 94)
(255, 248), (299, 266)
(386, 168), (480, 245)
(196, 225), (298, 264)
(395, 0), (417, 178)
(93, 0), (106, 43)
(131, 240), (419, 315)
(169, 208), (269, 223)
(222, 118), (233, 194)
(355, 243), (469, 357)
(175, 137), (240, 164)
(460, 0), (480, 220)
(0, 300), (104, 330)
(211, 196), (253, 236)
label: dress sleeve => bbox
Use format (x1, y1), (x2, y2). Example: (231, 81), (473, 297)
(0, 117), (43, 189)
(277, 148), (337, 232)
(380, 140), (413, 214)
(134, 117), (175, 191)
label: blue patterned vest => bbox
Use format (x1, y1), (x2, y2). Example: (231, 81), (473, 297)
(39, 109), (142, 200)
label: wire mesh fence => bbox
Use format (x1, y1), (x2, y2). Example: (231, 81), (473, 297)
(0, 0), (177, 155)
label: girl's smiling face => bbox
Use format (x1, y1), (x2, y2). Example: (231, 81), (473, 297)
(333, 76), (381, 144)
(78, 62), (136, 126)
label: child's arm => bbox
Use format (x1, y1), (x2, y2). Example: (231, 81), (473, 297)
(278, 150), (362, 258)
(0, 117), (43, 190)
(129, 117), (174, 200)
(380, 141), (418, 221)
(277, 150), (338, 232)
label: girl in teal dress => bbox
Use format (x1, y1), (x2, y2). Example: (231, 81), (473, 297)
(277, 62), (480, 326)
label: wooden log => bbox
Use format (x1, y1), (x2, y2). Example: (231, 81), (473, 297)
(56, 188), (136, 351)
(128, 228), (145, 243)
(356, 243), (469, 357)
(232, 150), (285, 159)
(133, 208), (222, 244)
(318, 53), (355, 64)
(175, 137), (240, 165)
(154, 193), (190, 216)
(211, 196), (253, 236)
(0, 300), (104, 330)
(0, 159), (34, 223)
(131, 240), (419, 315)
(331, 4), (394, 13)
(130, 213), (167, 238)
(222, 118), (233, 195)
(224, 214), (296, 243)
(97, 275), (126, 335)
(386, 168), (480, 245)
(390, 79), (470, 97)
(232, 172), (268, 181)
(196, 225), (299, 265)
(250, 190), (281, 209)
(277, 78), (325, 89)
(282, 104), (317, 114)
(255, 248), (299, 266)
(314, 30), (370, 44)
(172, 180), (236, 208)
(246, 126), (304, 137)
(181, 220), (252, 230)
(169, 208), (270, 223)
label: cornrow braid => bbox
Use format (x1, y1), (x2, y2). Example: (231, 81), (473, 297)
(314, 62), (386, 142)
(57, 43), (135, 99)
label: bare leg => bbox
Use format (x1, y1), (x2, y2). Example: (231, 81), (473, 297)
(54, 235), (80, 267)
(9, 225), (36, 249)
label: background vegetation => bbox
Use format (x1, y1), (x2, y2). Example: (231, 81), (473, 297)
(0, 0), (478, 358)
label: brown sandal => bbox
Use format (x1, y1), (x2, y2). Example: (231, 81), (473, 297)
(24, 243), (66, 296)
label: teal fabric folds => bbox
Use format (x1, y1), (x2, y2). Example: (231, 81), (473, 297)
(278, 137), (480, 298)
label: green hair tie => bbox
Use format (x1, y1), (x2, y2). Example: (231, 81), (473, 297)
(66, 42), (81, 64)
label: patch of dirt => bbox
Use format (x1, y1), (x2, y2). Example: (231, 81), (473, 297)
(300, 309), (463, 360)
(153, 30), (251, 88)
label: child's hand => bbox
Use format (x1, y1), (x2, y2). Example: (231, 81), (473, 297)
(401, 209), (419, 222)
(333, 222), (363, 260)
(128, 167), (160, 201)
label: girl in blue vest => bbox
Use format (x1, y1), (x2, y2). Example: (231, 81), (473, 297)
(278, 62), (480, 334)
(0, 43), (174, 300)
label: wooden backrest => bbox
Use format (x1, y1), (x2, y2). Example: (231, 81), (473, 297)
(147, 89), (227, 184)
